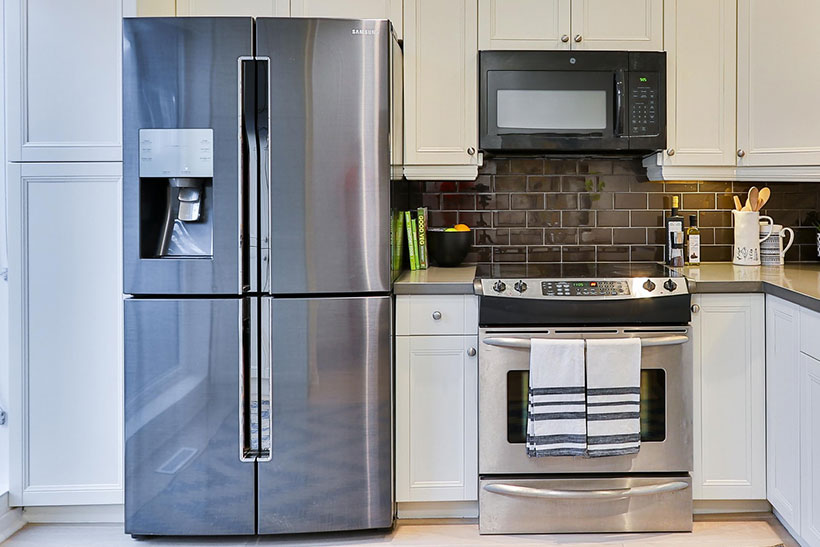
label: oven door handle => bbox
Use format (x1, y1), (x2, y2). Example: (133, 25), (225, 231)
(483, 481), (689, 500)
(481, 335), (689, 349)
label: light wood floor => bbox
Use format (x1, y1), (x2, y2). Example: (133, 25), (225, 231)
(2, 515), (798, 546)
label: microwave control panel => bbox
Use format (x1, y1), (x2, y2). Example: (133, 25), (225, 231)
(629, 72), (660, 137)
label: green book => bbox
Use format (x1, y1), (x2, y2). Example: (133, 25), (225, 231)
(411, 217), (420, 271)
(417, 207), (428, 270)
(405, 210), (418, 270)
(392, 211), (405, 273)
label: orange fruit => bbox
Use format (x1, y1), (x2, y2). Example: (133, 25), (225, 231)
(454, 224), (471, 232)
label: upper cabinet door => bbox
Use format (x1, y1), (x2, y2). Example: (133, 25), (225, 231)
(570, 0), (663, 51)
(737, 1), (820, 166)
(176, 0), (289, 16)
(5, 0), (122, 161)
(404, 0), (479, 175)
(662, 0), (736, 166)
(291, 0), (403, 39)
(478, 0), (571, 50)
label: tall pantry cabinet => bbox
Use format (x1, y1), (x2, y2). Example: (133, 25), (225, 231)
(5, 0), (124, 506)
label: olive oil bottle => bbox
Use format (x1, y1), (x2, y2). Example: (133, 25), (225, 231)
(665, 196), (684, 266)
(687, 214), (701, 265)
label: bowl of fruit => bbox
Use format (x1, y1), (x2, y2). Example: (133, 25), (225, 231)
(427, 224), (472, 267)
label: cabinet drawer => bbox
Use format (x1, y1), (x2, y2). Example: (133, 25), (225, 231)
(801, 307), (820, 360)
(396, 295), (478, 336)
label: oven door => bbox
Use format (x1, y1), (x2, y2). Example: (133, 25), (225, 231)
(478, 326), (692, 474)
(479, 51), (629, 152)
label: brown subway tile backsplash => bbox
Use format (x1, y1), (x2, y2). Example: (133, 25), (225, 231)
(411, 156), (820, 271)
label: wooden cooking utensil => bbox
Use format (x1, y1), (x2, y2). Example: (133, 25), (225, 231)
(744, 186), (758, 211)
(756, 187), (771, 211)
(733, 195), (743, 211)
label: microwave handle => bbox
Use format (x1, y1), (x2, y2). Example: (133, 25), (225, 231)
(614, 71), (626, 137)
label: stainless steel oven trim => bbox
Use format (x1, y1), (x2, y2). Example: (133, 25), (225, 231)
(483, 334), (688, 349)
(478, 325), (693, 475)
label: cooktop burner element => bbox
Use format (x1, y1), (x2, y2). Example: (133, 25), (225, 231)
(477, 263), (691, 326)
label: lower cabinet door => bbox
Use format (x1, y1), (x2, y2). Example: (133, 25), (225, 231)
(801, 352), (820, 546)
(691, 293), (766, 500)
(396, 335), (478, 502)
(766, 296), (801, 530)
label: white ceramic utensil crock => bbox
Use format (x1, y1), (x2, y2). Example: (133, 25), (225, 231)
(732, 210), (773, 266)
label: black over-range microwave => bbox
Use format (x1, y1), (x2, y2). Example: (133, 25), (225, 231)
(479, 51), (666, 153)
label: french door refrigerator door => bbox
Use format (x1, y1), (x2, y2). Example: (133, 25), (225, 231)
(123, 18), (253, 296)
(257, 296), (392, 534)
(256, 18), (391, 295)
(124, 298), (255, 535)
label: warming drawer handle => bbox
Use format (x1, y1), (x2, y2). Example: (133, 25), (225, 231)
(483, 481), (689, 500)
(481, 335), (689, 349)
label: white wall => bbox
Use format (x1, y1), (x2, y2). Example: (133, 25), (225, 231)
(0, 0), (10, 496)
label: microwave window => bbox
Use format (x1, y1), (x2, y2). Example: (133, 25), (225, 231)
(496, 89), (607, 131)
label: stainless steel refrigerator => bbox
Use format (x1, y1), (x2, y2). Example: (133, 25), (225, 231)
(122, 17), (401, 536)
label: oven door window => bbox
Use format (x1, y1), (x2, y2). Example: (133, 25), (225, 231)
(487, 70), (616, 136)
(507, 369), (666, 443)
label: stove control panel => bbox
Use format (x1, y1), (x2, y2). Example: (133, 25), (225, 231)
(541, 280), (629, 297)
(480, 277), (688, 300)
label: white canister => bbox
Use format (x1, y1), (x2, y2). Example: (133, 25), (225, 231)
(759, 223), (795, 266)
(732, 210), (773, 266)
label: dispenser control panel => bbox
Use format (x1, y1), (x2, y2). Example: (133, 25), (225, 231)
(139, 128), (214, 178)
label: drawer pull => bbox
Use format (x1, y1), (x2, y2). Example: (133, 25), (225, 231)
(484, 481), (689, 500)
(432, 311), (442, 320)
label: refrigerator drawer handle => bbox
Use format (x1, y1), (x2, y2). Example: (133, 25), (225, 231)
(481, 335), (689, 349)
(483, 481), (689, 500)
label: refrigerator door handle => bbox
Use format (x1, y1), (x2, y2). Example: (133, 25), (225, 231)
(258, 297), (272, 461)
(256, 57), (271, 294)
(239, 57), (259, 293)
(239, 297), (258, 462)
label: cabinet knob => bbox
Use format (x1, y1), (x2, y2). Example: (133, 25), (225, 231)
(691, 304), (700, 314)
(666, 148), (675, 156)
(574, 34), (583, 42)
(561, 34), (569, 43)
(467, 147), (476, 156)
(468, 347), (477, 357)
(737, 149), (746, 158)
(432, 311), (442, 320)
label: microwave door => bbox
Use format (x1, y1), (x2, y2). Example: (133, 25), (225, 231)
(482, 70), (628, 152)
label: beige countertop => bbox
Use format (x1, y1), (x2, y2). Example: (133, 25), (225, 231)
(393, 265), (477, 295)
(674, 262), (820, 312)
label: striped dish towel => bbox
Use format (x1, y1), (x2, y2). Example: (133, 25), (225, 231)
(526, 338), (586, 457)
(585, 338), (642, 457)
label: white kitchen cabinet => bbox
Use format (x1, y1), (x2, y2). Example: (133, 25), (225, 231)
(737, 0), (820, 166)
(478, 0), (661, 51)
(136, 0), (176, 16)
(403, 0), (480, 181)
(478, 0), (570, 50)
(176, 0), (289, 16)
(691, 293), (766, 500)
(656, 0), (736, 167)
(396, 335), (478, 502)
(291, 0), (402, 39)
(570, 0), (662, 51)
(801, 352), (820, 546)
(7, 163), (123, 506)
(4, 0), (122, 162)
(766, 296), (801, 530)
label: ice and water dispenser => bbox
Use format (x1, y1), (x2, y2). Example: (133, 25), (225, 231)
(138, 129), (214, 258)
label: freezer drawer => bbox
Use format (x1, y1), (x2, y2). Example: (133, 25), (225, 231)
(124, 298), (254, 535)
(479, 475), (693, 534)
(257, 296), (392, 534)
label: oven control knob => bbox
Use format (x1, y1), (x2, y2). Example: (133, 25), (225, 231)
(514, 280), (527, 293)
(663, 279), (678, 292)
(493, 280), (507, 293)
(642, 279), (656, 292)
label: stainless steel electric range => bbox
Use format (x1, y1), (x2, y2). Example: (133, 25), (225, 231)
(476, 263), (693, 534)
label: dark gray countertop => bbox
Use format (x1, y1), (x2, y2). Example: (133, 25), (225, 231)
(673, 262), (820, 312)
(393, 265), (477, 295)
